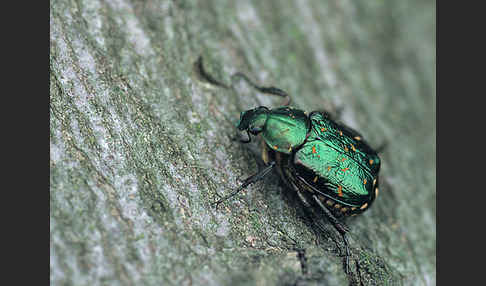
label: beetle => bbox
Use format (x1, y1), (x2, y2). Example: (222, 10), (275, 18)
(196, 56), (381, 274)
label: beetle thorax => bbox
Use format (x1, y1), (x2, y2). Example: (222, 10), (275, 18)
(260, 107), (310, 154)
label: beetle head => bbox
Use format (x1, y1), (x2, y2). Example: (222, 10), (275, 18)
(236, 106), (269, 135)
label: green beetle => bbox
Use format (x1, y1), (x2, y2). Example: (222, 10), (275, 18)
(196, 56), (381, 274)
(236, 105), (380, 213)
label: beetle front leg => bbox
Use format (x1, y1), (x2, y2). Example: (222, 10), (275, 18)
(213, 161), (276, 207)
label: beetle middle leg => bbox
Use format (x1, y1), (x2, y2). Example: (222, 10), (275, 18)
(212, 161), (276, 207)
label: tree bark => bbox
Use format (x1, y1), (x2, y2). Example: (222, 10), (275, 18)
(50, 1), (436, 285)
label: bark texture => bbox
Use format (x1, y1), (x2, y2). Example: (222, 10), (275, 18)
(50, 0), (436, 285)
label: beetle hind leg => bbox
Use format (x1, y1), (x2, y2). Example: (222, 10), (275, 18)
(312, 195), (352, 274)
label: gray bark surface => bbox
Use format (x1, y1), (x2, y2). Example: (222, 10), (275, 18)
(50, 1), (436, 285)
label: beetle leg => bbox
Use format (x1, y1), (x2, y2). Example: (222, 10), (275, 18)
(312, 195), (351, 274)
(231, 130), (253, 143)
(261, 140), (271, 165)
(294, 189), (312, 208)
(195, 56), (291, 106)
(195, 56), (229, 88)
(295, 248), (308, 276)
(239, 130), (252, 143)
(230, 72), (291, 106)
(213, 161), (276, 207)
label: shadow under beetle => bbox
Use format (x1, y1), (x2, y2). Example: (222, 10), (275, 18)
(196, 56), (381, 274)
